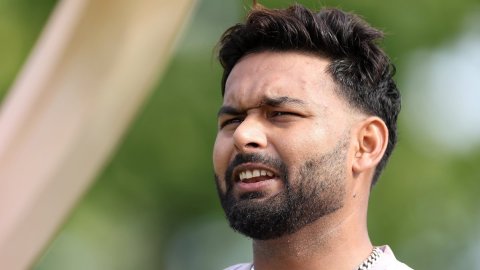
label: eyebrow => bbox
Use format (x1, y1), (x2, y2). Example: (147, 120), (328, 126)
(217, 106), (242, 117)
(217, 96), (307, 117)
(261, 96), (306, 107)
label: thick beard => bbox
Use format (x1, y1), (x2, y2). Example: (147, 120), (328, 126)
(215, 138), (347, 240)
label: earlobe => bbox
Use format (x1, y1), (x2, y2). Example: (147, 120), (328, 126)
(352, 117), (389, 175)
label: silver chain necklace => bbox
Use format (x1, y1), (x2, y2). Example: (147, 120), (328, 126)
(250, 247), (383, 270)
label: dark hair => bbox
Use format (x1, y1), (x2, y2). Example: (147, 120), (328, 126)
(217, 4), (400, 184)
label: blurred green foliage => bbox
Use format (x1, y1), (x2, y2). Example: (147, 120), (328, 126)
(2, 0), (480, 269)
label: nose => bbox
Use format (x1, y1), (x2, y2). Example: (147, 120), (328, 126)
(233, 116), (267, 152)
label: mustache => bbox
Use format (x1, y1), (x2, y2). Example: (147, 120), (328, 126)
(225, 153), (288, 186)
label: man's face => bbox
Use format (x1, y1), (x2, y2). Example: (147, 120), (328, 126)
(213, 51), (355, 240)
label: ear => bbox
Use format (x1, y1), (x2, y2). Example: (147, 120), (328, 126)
(352, 116), (389, 176)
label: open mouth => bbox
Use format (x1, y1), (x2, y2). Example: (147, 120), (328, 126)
(230, 164), (283, 195)
(234, 165), (278, 183)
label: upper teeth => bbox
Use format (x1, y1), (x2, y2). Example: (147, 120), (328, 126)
(239, 169), (274, 181)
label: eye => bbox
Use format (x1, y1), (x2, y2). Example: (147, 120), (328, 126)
(268, 111), (304, 124)
(270, 111), (298, 117)
(219, 117), (242, 129)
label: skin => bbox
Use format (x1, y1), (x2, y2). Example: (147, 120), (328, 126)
(213, 51), (389, 270)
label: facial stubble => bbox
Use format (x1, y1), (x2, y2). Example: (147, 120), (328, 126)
(215, 138), (348, 240)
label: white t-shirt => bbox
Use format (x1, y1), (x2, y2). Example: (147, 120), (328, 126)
(223, 245), (413, 270)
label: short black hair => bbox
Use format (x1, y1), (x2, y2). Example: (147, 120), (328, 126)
(217, 4), (400, 184)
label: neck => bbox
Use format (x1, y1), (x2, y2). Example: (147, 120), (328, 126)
(251, 207), (372, 270)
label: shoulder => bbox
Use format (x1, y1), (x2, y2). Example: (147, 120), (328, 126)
(373, 245), (414, 270)
(223, 263), (252, 270)
(385, 261), (414, 270)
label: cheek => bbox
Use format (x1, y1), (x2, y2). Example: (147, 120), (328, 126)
(213, 135), (233, 192)
(212, 134), (232, 178)
(273, 126), (329, 164)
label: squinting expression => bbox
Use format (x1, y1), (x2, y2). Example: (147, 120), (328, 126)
(213, 51), (354, 239)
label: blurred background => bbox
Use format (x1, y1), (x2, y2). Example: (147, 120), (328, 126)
(1, 0), (479, 269)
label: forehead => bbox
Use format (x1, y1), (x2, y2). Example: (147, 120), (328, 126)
(223, 51), (340, 108)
